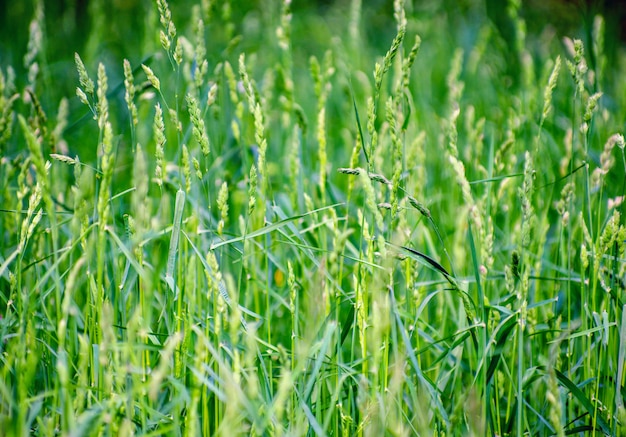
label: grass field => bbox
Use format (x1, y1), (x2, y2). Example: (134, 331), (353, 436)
(1, 0), (625, 435)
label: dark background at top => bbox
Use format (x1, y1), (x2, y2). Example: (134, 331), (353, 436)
(0, 0), (623, 117)
(1, 0), (623, 65)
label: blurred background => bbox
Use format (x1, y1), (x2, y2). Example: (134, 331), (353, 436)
(0, 0), (624, 163)
(1, 0), (624, 85)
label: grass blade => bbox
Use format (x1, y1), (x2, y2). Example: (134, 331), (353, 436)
(537, 366), (611, 435)
(389, 288), (450, 427)
(165, 189), (185, 293)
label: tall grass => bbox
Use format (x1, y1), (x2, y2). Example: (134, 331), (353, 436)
(1, 0), (625, 435)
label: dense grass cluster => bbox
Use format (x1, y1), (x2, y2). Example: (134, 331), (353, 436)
(1, 0), (625, 435)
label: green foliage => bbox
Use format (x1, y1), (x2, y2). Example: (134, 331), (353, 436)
(1, 0), (625, 435)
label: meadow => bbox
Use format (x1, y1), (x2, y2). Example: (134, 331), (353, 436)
(1, 0), (625, 435)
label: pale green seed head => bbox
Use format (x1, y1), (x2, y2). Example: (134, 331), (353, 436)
(75, 53), (94, 95)
(142, 64), (161, 92)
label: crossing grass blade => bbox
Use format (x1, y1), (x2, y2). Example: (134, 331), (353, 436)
(388, 242), (453, 282)
(350, 81), (369, 166)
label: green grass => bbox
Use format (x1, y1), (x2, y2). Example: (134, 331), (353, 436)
(1, 0), (625, 435)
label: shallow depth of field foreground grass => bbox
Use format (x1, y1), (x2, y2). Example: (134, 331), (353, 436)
(1, 0), (626, 435)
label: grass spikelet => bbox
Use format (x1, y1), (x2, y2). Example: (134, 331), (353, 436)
(96, 122), (114, 256)
(173, 38), (183, 66)
(238, 53), (256, 114)
(75, 86), (90, 108)
(23, 3), (44, 85)
(70, 158), (92, 250)
(17, 182), (42, 252)
(75, 53), (94, 108)
(168, 107), (182, 133)
(123, 59), (138, 130)
(365, 96), (377, 171)
(359, 168), (384, 232)
(239, 54), (268, 194)
(316, 105), (327, 200)
(50, 153), (77, 165)
(555, 181), (575, 226)
(142, 64), (161, 93)
(154, 103), (166, 188)
(448, 154), (474, 212)
(400, 34), (421, 95)
(156, 0), (177, 62)
(367, 20), (405, 170)
(565, 38), (587, 96)
(192, 157), (202, 180)
(581, 91), (603, 137)
(310, 56), (321, 100)
(0, 84), (18, 149)
(248, 164), (257, 215)
(277, 0), (292, 52)
(408, 195), (430, 218)
(446, 103), (461, 158)
(348, 0), (362, 46)
(74, 53), (95, 95)
(182, 144), (191, 193)
(24, 89), (49, 147)
(375, 23), (405, 95)
(599, 133), (622, 176)
(515, 150), (535, 434)
(186, 94), (211, 158)
(223, 61), (239, 106)
(217, 181), (229, 235)
(252, 101), (268, 191)
(192, 11), (208, 88)
(386, 96), (402, 218)
(592, 15), (606, 84)
(96, 63), (109, 130)
(540, 55), (561, 129)
(207, 82), (218, 106)
(337, 167), (360, 176)
(446, 48), (464, 108)
(519, 151), (535, 249)
(18, 116), (57, 247)
(597, 210), (620, 260)
(393, 0), (407, 30)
